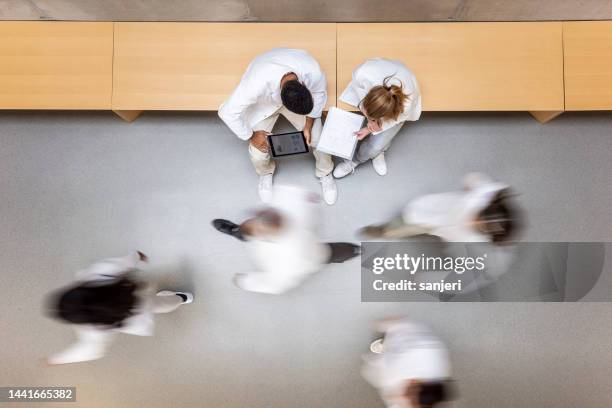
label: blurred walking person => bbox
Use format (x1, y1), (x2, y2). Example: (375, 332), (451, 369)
(212, 185), (359, 294)
(362, 317), (455, 408)
(45, 251), (193, 364)
(360, 173), (521, 243)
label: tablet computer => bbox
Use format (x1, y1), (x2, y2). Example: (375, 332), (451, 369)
(267, 131), (309, 157)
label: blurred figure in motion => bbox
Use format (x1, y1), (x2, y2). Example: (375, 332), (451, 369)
(360, 173), (522, 244)
(362, 317), (455, 408)
(45, 251), (193, 365)
(212, 185), (360, 294)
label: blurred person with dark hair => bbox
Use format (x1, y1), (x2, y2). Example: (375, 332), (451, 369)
(212, 185), (359, 294)
(360, 173), (522, 244)
(362, 317), (455, 408)
(45, 251), (193, 365)
(219, 48), (337, 205)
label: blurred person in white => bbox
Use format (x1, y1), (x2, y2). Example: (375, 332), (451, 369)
(45, 251), (193, 364)
(218, 48), (337, 205)
(333, 58), (421, 179)
(360, 173), (523, 296)
(212, 185), (360, 294)
(362, 317), (455, 408)
(360, 173), (521, 243)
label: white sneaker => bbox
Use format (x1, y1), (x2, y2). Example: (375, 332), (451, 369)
(333, 160), (357, 179)
(258, 174), (273, 203)
(372, 152), (387, 176)
(369, 338), (384, 354)
(156, 290), (194, 304)
(319, 174), (337, 205)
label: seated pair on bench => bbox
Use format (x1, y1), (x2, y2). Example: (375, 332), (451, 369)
(218, 48), (422, 205)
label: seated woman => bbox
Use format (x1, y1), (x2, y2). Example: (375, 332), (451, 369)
(45, 251), (193, 364)
(333, 58), (422, 178)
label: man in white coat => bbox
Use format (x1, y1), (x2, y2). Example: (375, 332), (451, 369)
(212, 185), (360, 294)
(219, 48), (337, 205)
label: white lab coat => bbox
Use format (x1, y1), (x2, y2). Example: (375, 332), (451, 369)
(339, 58), (422, 135)
(219, 48), (328, 141)
(403, 174), (509, 242)
(237, 186), (331, 294)
(362, 320), (451, 408)
(48, 252), (154, 365)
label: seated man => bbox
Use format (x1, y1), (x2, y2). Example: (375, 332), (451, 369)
(219, 48), (337, 205)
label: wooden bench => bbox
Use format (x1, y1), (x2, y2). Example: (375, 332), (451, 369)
(111, 22), (337, 122)
(1, 21), (612, 124)
(0, 22), (113, 109)
(564, 21), (612, 110)
(337, 22), (565, 123)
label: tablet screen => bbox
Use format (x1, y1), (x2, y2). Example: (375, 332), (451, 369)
(267, 132), (309, 157)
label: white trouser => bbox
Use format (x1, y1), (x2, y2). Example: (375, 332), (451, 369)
(249, 106), (333, 178)
(48, 293), (185, 364)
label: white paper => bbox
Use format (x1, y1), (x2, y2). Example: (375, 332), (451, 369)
(316, 107), (364, 160)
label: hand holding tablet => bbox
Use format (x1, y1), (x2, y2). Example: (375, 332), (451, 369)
(267, 131), (310, 157)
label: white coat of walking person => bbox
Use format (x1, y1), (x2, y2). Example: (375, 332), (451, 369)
(362, 317), (455, 408)
(333, 58), (422, 179)
(360, 173), (521, 243)
(219, 48), (337, 205)
(45, 251), (193, 364)
(212, 185), (360, 294)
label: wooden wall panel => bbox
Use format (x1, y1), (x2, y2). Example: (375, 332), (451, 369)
(0, 22), (113, 109)
(112, 23), (337, 110)
(564, 21), (612, 110)
(337, 22), (564, 111)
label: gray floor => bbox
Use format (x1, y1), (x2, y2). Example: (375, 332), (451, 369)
(1, 111), (612, 408)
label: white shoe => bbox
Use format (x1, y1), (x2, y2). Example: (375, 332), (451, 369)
(258, 174), (273, 203)
(156, 290), (194, 304)
(369, 338), (384, 354)
(372, 152), (387, 176)
(319, 174), (337, 205)
(333, 160), (357, 179)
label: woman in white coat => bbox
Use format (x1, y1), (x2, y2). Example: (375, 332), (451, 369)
(333, 58), (422, 178)
(46, 251), (193, 364)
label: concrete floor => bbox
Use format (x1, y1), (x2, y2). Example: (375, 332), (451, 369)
(1, 111), (612, 407)
(3, 0), (612, 22)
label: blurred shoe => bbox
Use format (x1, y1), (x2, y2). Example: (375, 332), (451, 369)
(258, 174), (273, 203)
(319, 174), (337, 205)
(156, 290), (194, 304)
(370, 338), (384, 354)
(372, 152), (387, 176)
(333, 160), (357, 179)
(212, 219), (245, 241)
(358, 225), (387, 238)
(327, 242), (361, 263)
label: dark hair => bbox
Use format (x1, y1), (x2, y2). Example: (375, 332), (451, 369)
(417, 381), (452, 408)
(49, 277), (140, 328)
(281, 80), (313, 115)
(476, 189), (523, 244)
